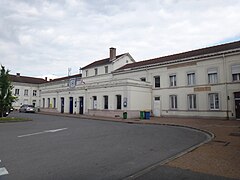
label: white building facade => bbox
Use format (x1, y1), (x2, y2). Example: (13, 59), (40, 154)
(10, 42), (240, 119)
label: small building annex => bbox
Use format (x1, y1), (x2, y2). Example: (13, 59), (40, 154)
(10, 41), (240, 120)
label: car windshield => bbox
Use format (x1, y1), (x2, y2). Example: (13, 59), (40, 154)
(28, 105), (34, 107)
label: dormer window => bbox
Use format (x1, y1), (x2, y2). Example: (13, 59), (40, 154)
(94, 68), (98, 76)
(140, 77), (146, 82)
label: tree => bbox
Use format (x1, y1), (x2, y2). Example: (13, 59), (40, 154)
(0, 65), (16, 117)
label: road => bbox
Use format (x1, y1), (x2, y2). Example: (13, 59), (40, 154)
(0, 112), (232, 180)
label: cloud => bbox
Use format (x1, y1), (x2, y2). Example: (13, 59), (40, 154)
(0, 0), (240, 78)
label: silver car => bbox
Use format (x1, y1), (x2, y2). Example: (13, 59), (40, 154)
(19, 105), (35, 113)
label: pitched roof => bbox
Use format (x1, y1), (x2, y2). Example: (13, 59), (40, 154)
(9, 75), (47, 84)
(47, 74), (82, 83)
(116, 40), (240, 71)
(81, 53), (126, 70)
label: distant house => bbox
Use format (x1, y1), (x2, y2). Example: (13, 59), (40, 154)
(10, 74), (46, 108)
(10, 42), (240, 119)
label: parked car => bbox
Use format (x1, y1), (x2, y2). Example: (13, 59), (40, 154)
(19, 105), (35, 113)
(0, 110), (9, 117)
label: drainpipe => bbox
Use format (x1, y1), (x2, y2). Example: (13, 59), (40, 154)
(223, 54), (229, 120)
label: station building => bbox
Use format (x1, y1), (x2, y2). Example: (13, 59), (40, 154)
(10, 41), (240, 119)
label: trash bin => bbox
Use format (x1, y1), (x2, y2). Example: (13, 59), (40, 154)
(123, 112), (127, 119)
(144, 111), (150, 120)
(140, 111), (144, 119)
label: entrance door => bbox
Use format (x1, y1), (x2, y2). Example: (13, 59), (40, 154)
(69, 97), (73, 114)
(79, 97), (84, 114)
(61, 97), (64, 113)
(153, 97), (161, 117)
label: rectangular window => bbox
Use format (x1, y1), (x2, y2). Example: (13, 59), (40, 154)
(140, 77), (146, 82)
(208, 68), (218, 84)
(116, 95), (122, 110)
(232, 64), (240, 81)
(86, 70), (88, 77)
(105, 66), (108, 74)
(169, 74), (177, 87)
(24, 89), (28, 96)
(154, 76), (160, 88)
(33, 90), (37, 96)
(187, 72), (195, 85)
(15, 89), (20, 96)
(170, 95), (177, 109)
(94, 68), (98, 76)
(188, 94), (196, 110)
(103, 96), (108, 109)
(155, 96), (160, 101)
(209, 93), (219, 110)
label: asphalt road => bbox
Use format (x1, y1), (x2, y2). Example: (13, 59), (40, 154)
(0, 112), (227, 180)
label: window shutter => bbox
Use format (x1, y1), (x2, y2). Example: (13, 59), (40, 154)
(232, 64), (240, 74)
(208, 68), (217, 74)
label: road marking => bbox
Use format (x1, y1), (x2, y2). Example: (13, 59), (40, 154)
(0, 167), (9, 176)
(0, 160), (9, 176)
(18, 128), (68, 138)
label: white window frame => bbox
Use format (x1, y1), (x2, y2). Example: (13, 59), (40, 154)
(231, 64), (240, 82)
(105, 66), (108, 74)
(94, 68), (98, 76)
(170, 95), (177, 109)
(15, 89), (20, 96)
(103, 95), (108, 109)
(187, 94), (197, 110)
(24, 89), (28, 96)
(33, 90), (37, 96)
(187, 72), (195, 86)
(208, 68), (218, 84)
(208, 93), (220, 110)
(169, 74), (177, 87)
(154, 76), (160, 88)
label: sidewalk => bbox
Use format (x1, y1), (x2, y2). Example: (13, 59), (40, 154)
(39, 112), (240, 179)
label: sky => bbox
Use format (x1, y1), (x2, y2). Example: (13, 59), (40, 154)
(0, 0), (240, 79)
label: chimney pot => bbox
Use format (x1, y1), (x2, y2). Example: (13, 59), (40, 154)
(109, 47), (116, 61)
(16, 73), (20, 77)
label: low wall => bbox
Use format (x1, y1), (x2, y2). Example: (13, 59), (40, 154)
(88, 109), (141, 119)
(40, 108), (59, 113)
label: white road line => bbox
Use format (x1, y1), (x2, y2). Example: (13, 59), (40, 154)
(0, 167), (9, 176)
(18, 128), (68, 138)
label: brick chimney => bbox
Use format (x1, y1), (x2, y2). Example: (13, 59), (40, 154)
(109, 47), (116, 61)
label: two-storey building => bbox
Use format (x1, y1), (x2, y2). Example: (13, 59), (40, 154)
(10, 41), (240, 119)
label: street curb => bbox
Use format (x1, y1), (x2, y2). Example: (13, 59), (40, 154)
(123, 127), (214, 180)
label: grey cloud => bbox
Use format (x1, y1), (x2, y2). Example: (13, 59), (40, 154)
(0, 0), (240, 78)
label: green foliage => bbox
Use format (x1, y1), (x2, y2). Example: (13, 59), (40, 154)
(0, 65), (17, 117)
(0, 117), (32, 123)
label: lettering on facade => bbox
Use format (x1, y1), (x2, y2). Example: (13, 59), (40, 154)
(194, 86), (211, 92)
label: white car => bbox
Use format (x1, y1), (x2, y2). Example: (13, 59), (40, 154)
(19, 105), (35, 113)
